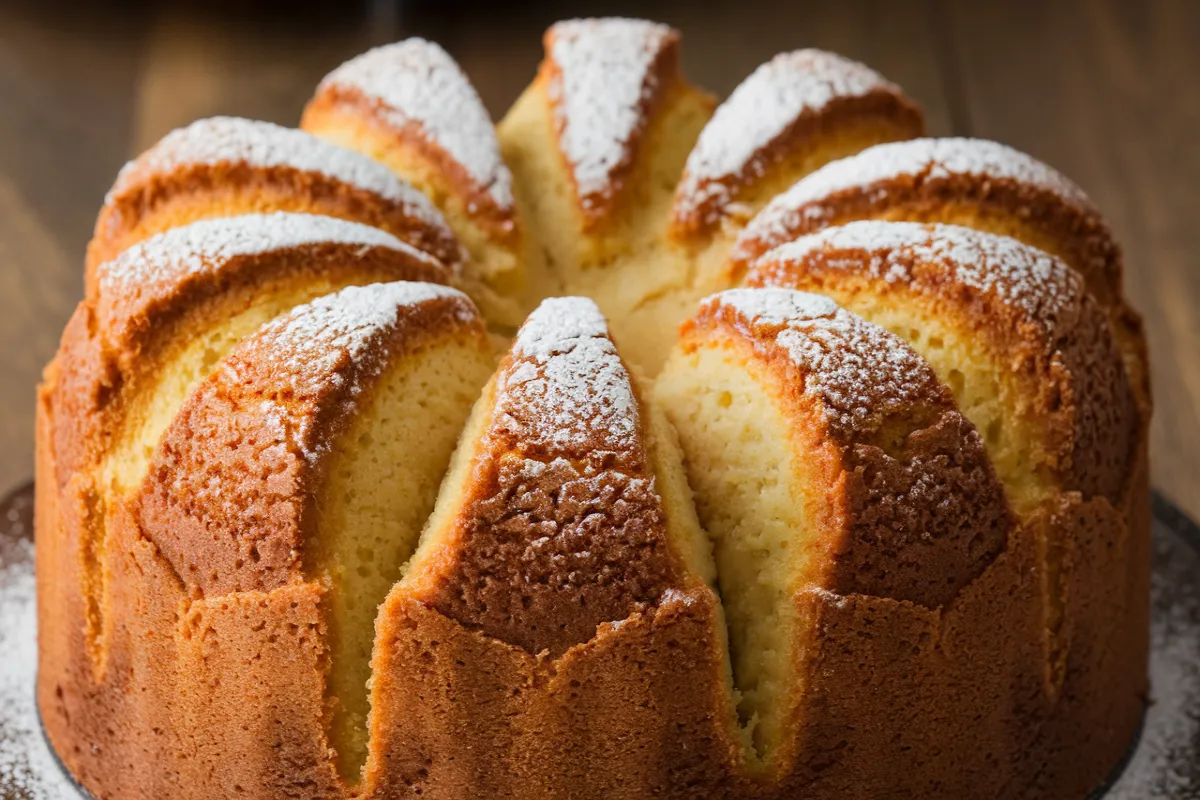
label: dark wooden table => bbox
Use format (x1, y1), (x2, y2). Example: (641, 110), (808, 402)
(1, 0), (1197, 516)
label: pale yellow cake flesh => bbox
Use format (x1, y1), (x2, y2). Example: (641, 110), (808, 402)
(655, 343), (822, 761)
(499, 80), (715, 373)
(312, 338), (495, 783)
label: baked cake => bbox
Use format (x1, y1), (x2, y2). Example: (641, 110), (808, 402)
(37, 17), (1150, 800)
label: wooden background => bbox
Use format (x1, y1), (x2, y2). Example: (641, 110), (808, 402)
(1, 0), (1197, 516)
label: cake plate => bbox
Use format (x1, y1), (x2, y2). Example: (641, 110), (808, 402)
(1, 481), (1197, 799)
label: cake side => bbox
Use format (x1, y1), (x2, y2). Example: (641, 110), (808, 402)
(656, 287), (1014, 767)
(400, 297), (712, 656)
(137, 282), (494, 785)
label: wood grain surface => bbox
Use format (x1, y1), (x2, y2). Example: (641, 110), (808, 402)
(1, 0), (1196, 516)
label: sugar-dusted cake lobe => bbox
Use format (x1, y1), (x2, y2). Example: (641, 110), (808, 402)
(302, 39), (525, 321)
(542, 18), (680, 226)
(138, 281), (494, 780)
(747, 220), (1138, 509)
(138, 281), (485, 593)
(308, 40), (513, 218)
(656, 286), (1011, 757)
(401, 296), (712, 658)
(729, 137), (1121, 300)
(670, 49), (924, 242)
(87, 117), (464, 288)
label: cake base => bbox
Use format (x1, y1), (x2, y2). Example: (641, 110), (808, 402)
(2, 481), (1197, 799)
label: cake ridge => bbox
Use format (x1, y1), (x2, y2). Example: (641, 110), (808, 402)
(316, 39), (514, 212)
(139, 280), (485, 595)
(544, 17), (678, 218)
(106, 116), (439, 216)
(746, 220), (1139, 508)
(97, 211), (436, 294)
(498, 296), (640, 457)
(672, 49), (908, 232)
(708, 287), (946, 440)
(761, 220), (1079, 318)
(734, 137), (1100, 263)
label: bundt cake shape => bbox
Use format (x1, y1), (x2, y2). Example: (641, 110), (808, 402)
(36, 15), (1150, 800)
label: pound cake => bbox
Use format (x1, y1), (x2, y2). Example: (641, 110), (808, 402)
(37, 16), (1150, 800)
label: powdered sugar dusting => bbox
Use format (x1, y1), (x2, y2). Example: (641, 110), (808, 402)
(737, 137), (1098, 258)
(495, 297), (639, 455)
(318, 40), (514, 213)
(107, 117), (441, 224)
(546, 18), (674, 210)
(761, 220), (1081, 319)
(262, 281), (472, 380)
(252, 281), (475, 462)
(0, 490), (79, 800)
(675, 50), (900, 227)
(97, 212), (439, 298)
(713, 287), (935, 435)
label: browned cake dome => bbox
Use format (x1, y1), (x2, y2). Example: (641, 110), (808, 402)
(37, 16), (1150, 800)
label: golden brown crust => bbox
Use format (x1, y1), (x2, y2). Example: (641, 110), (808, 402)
(138, 284), (485, 596)
(540, 18), (682, 230)
(746, 221), (1139, 504)
(728, 137), (1123, 304)
(364, 585), (741, 800)
(670, 50), (924, 241)
(405, 298), (684, 656)
(86, 118), (464, 290)
(685, 288), (1013, 608)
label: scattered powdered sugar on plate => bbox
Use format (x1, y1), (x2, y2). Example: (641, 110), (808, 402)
(546, 18), (674, 210)
(712, 287), (935, 435)
(107, 116), (440, 220)
(675, 49), (898, 226)
(0, 488), (80, 799)
(495, 296), (639, 455)
(318, 40), (514, 213)
(737, 137), (1098, 257)
(97, 212), (437, 298)
(759, 220), (1079, 320)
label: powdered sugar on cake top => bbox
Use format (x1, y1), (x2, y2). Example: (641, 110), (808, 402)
(251, 282), (475, 460)
(107, 117), (440, 222)
(760, 220), (1081, 320)
(496, 297), (639, 456)
(712, 287), (937, 436)
(674, 50), (899, 227)
(737, 137), (1098, 257)
(97, 212), (437, 297)
(260, 281), (472, 379)
(318, 39), (514, 213)
(546, 18), (675, 210)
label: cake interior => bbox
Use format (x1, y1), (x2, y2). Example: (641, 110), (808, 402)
(310, 334), (494, 781)
(655, 340), (823, 761)
(498, 78), (715, 369)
